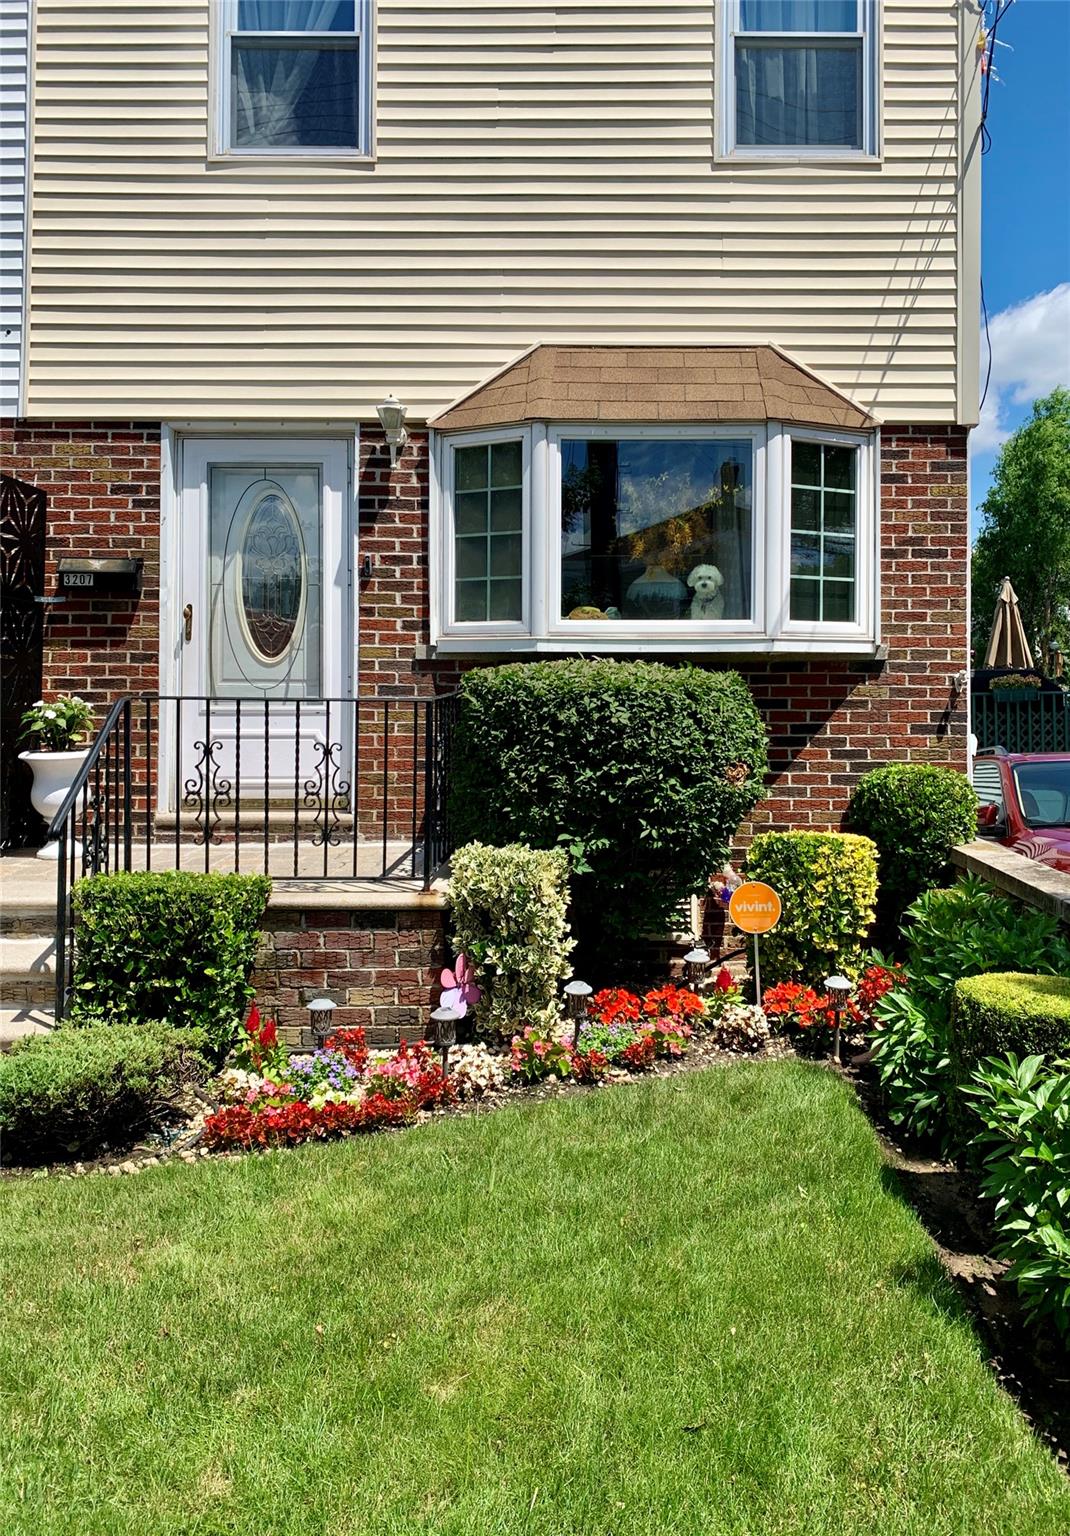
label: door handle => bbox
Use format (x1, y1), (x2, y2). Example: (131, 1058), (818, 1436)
(182, 603), (193, 643)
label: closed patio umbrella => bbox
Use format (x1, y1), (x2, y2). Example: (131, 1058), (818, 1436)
(983, 576), (1035, 670)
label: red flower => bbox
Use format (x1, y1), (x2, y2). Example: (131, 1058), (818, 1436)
(259, 1017), (278, 1050)
(244, 1003), (260, 1038)
(620, 1035), (655, 1071)
(762, 981), (823, 1030)
(713, 967), (736, 993)
(590, 988), (641, 1027)
(324, 1026), (369, 1074)
(571, 1048), (610, 1083)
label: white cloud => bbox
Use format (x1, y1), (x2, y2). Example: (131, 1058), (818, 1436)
(971, 282), (1070, 455)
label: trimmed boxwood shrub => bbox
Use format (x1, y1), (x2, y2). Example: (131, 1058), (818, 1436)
(847, 764), (977, 936)
(0, 1024), (206, 1165)
(743, 831), (878, 987)
(70, 871), (271, 1058)
(449, 660), (767, 952)
(449, 842), (573, 1038)
(950, 972), (1070, 1089)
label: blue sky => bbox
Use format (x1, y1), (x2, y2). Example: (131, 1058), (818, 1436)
(970, 0), (1070, 535)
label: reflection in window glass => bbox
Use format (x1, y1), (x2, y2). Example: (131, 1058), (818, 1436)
(1013, 764), (1070, 828)
(559, 439), (753, 621)
(232, 44), (360, 147)
(453, 441), (524, 623)
(789, 441), (857, 622)
(736, 43), (861, 148)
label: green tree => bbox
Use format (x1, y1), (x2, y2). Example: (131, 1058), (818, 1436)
(972, 387), (1070, 672)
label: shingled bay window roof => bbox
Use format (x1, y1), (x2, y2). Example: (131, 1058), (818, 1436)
(429, 344), (877, 433)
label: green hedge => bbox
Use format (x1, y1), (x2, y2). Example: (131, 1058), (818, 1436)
(71, 871), (271, 1057)
(743, 831), (878, 987)
(449, 842), (573, 1038)
(847, 764), (978, 936)
(449, 660), (767, 954)
(0, 1024), (206, 1165)
(950, 972), (1070, 1089)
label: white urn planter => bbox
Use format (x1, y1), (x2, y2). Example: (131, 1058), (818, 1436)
(17, 749), (90, 860)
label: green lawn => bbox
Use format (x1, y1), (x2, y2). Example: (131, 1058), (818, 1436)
(1, 1062), (1067, 1536)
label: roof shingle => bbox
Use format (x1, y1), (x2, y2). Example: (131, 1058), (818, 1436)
(429, 344), (875, 432)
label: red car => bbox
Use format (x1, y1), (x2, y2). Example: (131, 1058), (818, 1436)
(971, 749), (1070, 873)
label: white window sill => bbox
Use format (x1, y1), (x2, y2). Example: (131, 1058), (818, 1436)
(717, 149), (881, 168)
(207, 150), (377, 169)
(426, 636), (884, 660)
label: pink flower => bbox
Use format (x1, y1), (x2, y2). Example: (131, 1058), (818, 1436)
(440, 953), (482, 1017)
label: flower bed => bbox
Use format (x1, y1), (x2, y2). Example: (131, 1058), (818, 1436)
(199, 980), (787, 1154)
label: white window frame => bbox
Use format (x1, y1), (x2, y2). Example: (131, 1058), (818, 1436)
(718, 0), (880, 163)
(212, 0), (375, 162)
(431, 421), (879, 656)
(434, 425), (534, 642)
(546, 423), (768, 644)
(776, 426), (877, 644)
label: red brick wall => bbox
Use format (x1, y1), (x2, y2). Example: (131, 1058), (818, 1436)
(355, 420), (970, 835)
(1, 420), (161, 706)
(252, 902), (448, 1047)
(7, 419), (968, 837)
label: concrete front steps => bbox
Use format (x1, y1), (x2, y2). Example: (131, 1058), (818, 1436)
(0, 858), (59, 1047)
(0, 849), (451, 1053)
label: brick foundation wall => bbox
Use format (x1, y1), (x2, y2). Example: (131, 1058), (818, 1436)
(251, 902), (448, 1048)
(1, 420), (161, 706)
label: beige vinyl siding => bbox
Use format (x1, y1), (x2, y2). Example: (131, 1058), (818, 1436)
(25, 0), (980, 423)
(1, 0), (30, 417)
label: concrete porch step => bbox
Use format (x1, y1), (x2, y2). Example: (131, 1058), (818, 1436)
(0, 1005), (56, 1051)
(0, 935), (58, 1010)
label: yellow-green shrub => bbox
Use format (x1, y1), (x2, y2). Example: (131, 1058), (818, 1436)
(448, 842), (574, 1038)
(743, 831), (878, 986)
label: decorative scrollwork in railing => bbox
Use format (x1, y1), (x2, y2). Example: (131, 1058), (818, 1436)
(303, 737), (352, 847)
(183, 736), (232, 845)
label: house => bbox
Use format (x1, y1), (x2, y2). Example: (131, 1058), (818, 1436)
(1, 0), (981, 1039)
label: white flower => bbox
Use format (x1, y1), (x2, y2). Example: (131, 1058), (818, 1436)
(43, 709), (57, 720)
(450, 1043), (507, 1099)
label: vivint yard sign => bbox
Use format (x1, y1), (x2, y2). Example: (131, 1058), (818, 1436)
(728, 881), (781, 996)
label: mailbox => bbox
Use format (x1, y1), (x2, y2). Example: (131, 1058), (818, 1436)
(57, 558), (143, 594)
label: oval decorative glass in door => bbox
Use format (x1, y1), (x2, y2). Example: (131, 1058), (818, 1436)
(238, 491), (304, 662)
(209, 466), (323, 699)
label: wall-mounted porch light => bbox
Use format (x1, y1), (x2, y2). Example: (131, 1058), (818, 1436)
(376, 393), (409, 467)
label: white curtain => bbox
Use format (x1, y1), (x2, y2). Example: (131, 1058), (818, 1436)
(736, 44), (859, 146)
(739, 1), (857, 31)
(233, 3), (357, 148)
(237, 2), (353, 31)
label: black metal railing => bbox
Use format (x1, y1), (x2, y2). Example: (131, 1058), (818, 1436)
(49, 692), (459, 1019)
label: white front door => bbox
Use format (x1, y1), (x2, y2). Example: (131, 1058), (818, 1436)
(175, 438), (352, 804)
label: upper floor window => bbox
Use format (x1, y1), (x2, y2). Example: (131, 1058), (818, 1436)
(217, 1), (372, 157)
(722, 0), (877, 159)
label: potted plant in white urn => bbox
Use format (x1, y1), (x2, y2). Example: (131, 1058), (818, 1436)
(18, 695), (95, 860)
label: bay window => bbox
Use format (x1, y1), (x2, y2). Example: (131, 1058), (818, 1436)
(216, 1), (372, 157)
(721, 0), (877, 159)
(433, 422), (876, 653)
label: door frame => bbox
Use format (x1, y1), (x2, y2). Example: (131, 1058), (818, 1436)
(159, 427), (359, 812)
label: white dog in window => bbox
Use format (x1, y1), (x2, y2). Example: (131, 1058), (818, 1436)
(686, 563), (725, 620)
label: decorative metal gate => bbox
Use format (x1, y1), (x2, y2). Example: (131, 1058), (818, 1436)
(0, 473), (47, 851)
